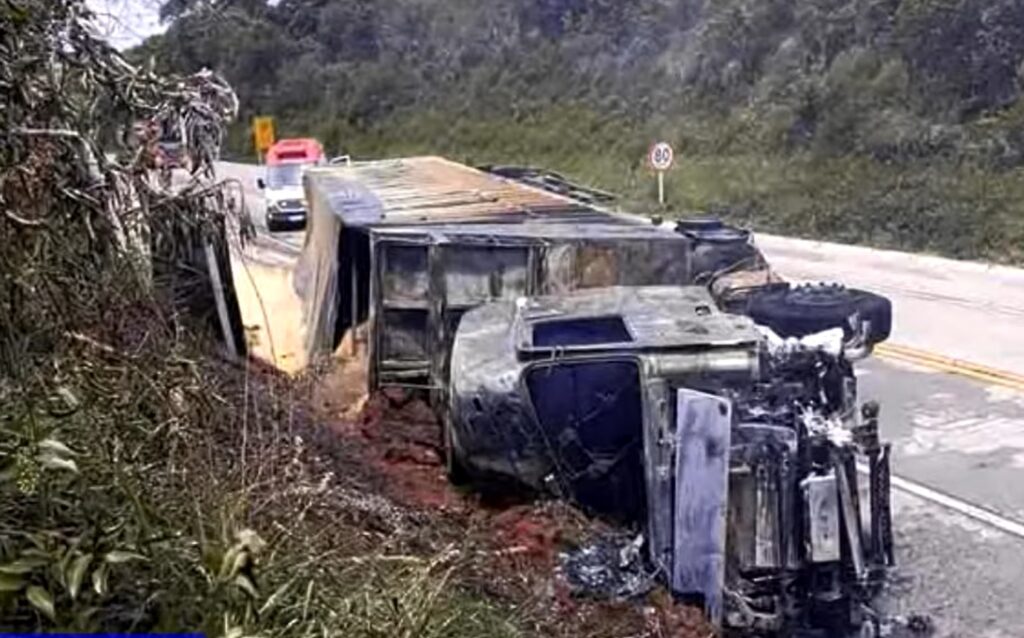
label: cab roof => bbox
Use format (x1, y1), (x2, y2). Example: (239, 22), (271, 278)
(511, 286), (761, 355)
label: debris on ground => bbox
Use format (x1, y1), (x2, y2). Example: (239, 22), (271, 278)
(487, 501), (591, 566)
(559, 531), (659, 601)
(882, 614), (936, 637)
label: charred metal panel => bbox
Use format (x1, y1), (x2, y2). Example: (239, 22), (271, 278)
(835, 455), (867, 580)
(379, 310), (429, 362)
(444, 245), (529, 307)
(728, 465), (782, 572)
(672, 389), (732, 625)
(575, 244), (620, 288)
(516, 287), (761, 357)
(615, 240), (691, 287)
(297, 175), (382, 359)
(728, 424), (798, 574)
(573, 239), (690, 291)
(540, 243), (578, 296)
(381, 243), (429, 304)
(448, 299), (545, 481)
(802, 471), (841, 563)
(526, 360), (646, 521)
(427, 243), (448, 403)
(642, 378), (674, 573)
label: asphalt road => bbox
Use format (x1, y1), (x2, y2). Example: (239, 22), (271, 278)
(218, 161), (1024, 636)
(757, 234), (1024, 377)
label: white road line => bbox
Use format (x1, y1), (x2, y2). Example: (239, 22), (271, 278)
(857, 464), (1024, 539)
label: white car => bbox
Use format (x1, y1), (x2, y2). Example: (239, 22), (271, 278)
(258, 162), (309, 232)
(257, 153), (350, 232)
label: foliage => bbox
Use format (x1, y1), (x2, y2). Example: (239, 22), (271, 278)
(1, 1), (523, 635)
(143, 0), (1024, 262)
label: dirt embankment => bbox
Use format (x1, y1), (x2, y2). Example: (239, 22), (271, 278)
(306, 351), (712, 638)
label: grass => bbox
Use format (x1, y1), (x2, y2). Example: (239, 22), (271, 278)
(0, 317), (529, 636)
(238, 104), (1024, 265)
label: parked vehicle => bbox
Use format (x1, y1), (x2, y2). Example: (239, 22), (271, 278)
(296, 156), (894, 636)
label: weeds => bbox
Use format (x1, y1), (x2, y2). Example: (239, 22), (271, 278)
(0, 1), (524, 635)
(280, 105), (1024, 265)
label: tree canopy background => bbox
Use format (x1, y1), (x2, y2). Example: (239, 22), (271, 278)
(140, 0), (1024, 262)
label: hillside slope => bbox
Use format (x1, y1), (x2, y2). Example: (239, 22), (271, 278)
(143, 0), (1024, 262)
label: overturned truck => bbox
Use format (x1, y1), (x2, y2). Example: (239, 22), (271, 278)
(296, 157), (895, 636)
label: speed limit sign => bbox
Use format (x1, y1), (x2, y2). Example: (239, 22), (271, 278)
(649, 142), (674, 204)
(649, 142), (674, 171)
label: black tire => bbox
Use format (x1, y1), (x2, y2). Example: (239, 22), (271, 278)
(746, 283), (892, 345)
(266, 216), (282, 233)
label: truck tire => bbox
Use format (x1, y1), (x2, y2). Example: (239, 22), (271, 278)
(746, 283), (892, 345)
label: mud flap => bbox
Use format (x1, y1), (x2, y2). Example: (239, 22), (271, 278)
(672, 389), (732, 625)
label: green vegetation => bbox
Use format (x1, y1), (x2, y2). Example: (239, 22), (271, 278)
(141, 0), (1024, 263)
(1, 2), (526, 635)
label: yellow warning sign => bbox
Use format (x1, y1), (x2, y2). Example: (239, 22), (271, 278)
(252, 116), (275, 152)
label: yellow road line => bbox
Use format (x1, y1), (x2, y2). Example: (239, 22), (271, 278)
(875, 343), (1024, 393)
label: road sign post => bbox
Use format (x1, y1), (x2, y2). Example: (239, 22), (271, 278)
(253, 116), (275, 163)
(649, 142), (674, 206)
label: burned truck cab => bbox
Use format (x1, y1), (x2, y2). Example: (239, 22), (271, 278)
(449, 286), (894, 636)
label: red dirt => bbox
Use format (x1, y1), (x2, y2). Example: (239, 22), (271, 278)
(492, 504), (562, 563)
(311, 353), (712, 638)
(350, 388), (461, 511)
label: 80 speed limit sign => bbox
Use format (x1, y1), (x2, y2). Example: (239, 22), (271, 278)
(649, 142), (674, 171)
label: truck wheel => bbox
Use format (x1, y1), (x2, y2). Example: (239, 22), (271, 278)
(746, 283), (892, 344)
